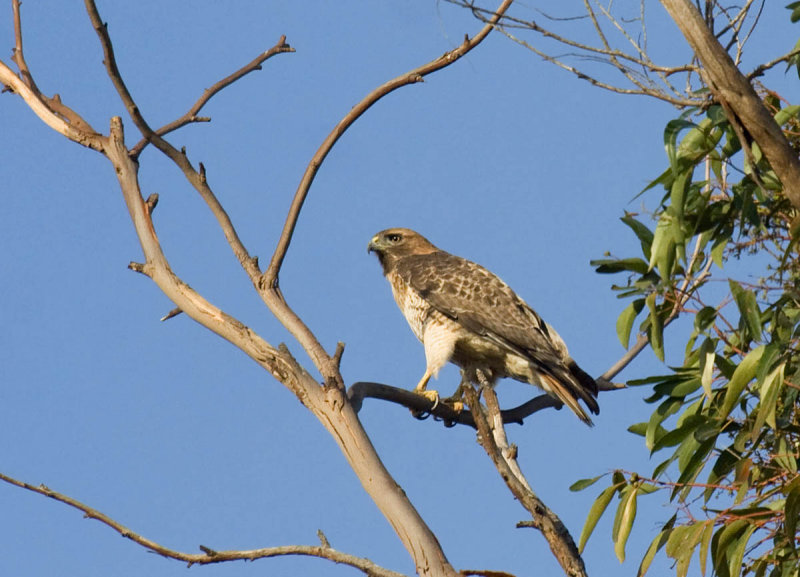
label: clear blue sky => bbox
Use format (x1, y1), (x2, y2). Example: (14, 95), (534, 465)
(1, 2), (796, 577)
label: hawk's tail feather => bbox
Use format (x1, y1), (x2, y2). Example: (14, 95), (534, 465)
(538, 372), (595, 426)
(566, 358), (600, 415)
(536, 359), (599, 426)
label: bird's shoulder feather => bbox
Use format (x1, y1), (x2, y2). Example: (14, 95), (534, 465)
(393, 252), (563, 364)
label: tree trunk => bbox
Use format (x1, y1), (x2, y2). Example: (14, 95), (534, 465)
(659, 0), (800, 210)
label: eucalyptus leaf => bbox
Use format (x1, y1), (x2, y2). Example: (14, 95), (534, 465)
(578, 483), (620, 553)
(729, 280), (762, 343)
(751, 363), (784, 440)
(570, 474), (606, 492)
(617, 299), (645, 349)
(613, 486), (638, 563)
(784, 478), (800, 547)
(646, 293), (665, 362)
(621, 215), (655, 258)
(719, 346), (765, 419)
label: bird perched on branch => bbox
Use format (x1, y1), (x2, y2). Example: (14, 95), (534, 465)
(368, 227), (599, 425)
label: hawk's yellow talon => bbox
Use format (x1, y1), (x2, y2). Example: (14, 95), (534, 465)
(415, 388), (440, 410)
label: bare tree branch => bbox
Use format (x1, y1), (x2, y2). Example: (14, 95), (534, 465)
(84, 0), (155, 137)
(749, 47), (800, 79)
(448, 0), (789, 112)
(0, 472), (407, 577)
(0, 2), (101, 149)
(447, 0), (706, 106)
(7, 0), (98, 133)
(130, 37), (295, 158)
(0, 58), (102, 148)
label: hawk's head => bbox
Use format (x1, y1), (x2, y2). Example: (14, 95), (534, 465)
(368, 228), (438, 270)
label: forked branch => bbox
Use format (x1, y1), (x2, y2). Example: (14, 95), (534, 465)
(463, 385), (587, 577)
(130, 36), (295, 158)
(257, 0), (515, 387)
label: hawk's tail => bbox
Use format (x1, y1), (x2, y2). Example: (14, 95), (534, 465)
(539, 359), (599, 426)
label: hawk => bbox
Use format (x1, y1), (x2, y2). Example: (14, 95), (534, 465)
(368, 228), (599, 425)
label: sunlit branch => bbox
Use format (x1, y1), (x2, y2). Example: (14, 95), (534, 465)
(0, 472), (406, 577)
(1, 1), (99, 141)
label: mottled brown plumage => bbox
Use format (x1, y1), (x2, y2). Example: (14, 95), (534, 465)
(368, 227), (599, 425)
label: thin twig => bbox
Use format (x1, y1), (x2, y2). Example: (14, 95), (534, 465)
(4, 0), (98, 136)
(11, 0), (36, 90)
(445, 0), (706, 107)
(84, 0), (154, 137)
(0, 472), (406, 577)
(749, 47), (800, 79)
(601, 233), (714, 383)
(130, 37), (295, 157)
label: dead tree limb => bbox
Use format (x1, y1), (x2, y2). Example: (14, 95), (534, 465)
(1, 1), (516, 576)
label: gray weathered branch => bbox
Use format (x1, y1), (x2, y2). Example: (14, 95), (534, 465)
(2, 1), (518, 576)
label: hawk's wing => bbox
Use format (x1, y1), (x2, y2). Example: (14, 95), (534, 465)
(393, 252), (565, 370)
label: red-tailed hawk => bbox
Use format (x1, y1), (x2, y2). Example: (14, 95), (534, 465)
(368, 228), (599, 425)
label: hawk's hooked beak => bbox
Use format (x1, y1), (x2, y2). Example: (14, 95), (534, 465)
(367, 236), (382, 254)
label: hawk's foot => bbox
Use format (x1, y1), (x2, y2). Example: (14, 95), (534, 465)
(415, 388), (440, 410)
(441, 394), (464, 413)
(441, 381), (466, 413)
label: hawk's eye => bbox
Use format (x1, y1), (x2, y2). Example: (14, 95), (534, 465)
(387, 233), (402, 242)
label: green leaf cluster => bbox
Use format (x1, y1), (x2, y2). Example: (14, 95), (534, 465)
(583, 91), (800, 577)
